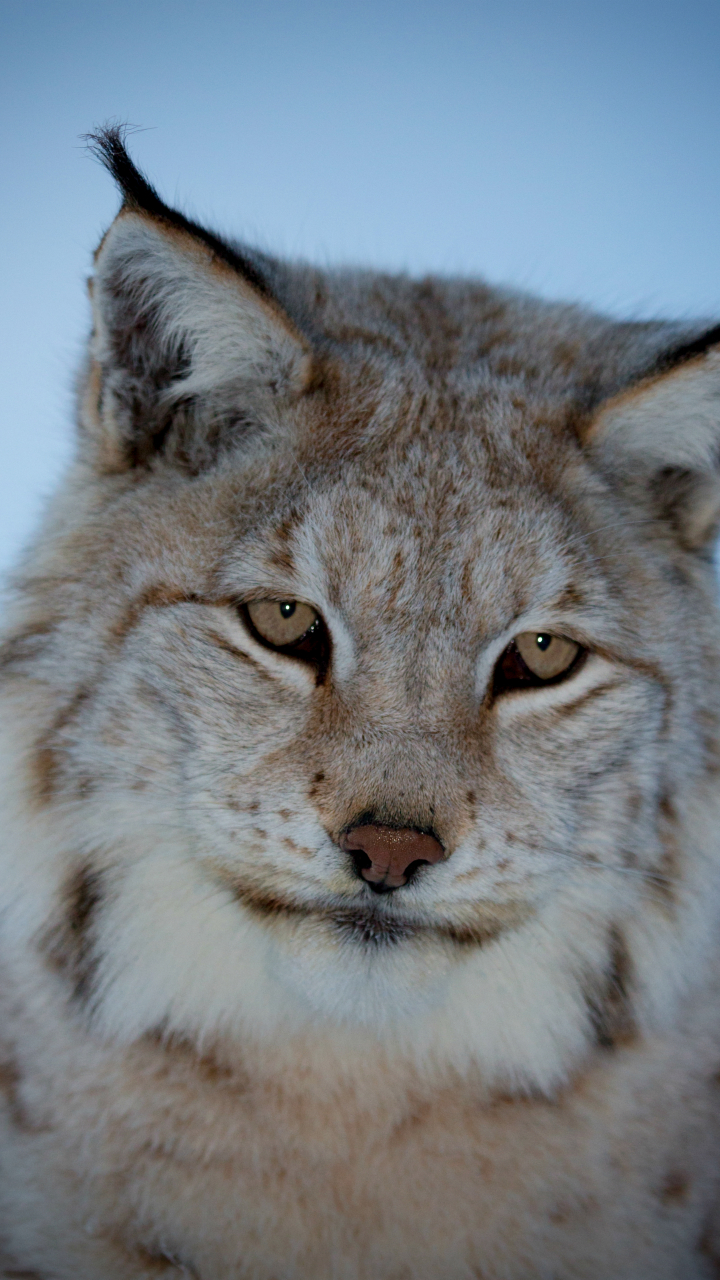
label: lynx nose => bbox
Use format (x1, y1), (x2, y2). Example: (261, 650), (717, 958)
(340, 824), (446, 892)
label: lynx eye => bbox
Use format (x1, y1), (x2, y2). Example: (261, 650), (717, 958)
(245, 600), (319, 648)
(515, 632), (580, 679)
(242, 599), (329, 677)
(493, 631), (583, 694)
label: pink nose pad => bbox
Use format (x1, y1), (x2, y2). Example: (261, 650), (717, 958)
(339, 825), (446, 889)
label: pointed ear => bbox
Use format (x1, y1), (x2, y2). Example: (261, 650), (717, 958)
(81, 128), (312, 473)
(584, 337), (720, 552)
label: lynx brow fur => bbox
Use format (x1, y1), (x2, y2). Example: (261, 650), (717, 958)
(2, 125), (720, 1278)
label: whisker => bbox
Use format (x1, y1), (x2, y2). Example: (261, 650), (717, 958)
(539, 846), (674, 888)
(561, 516), (658, 552)
(288, 448), (312, 494)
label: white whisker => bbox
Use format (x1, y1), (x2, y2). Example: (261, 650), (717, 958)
(538, 846), (673, 888)
(561, 516), (658, 551)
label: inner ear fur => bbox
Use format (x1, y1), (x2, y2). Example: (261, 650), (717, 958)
(584, 345), (720, 552)
(83, 195), (311, 474)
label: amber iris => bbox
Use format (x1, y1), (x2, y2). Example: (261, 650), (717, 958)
(494, 631), (583, 694)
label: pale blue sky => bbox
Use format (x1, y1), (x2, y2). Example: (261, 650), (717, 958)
(2, 0), (720, 577)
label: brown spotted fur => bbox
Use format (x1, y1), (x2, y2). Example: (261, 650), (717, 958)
(2, 129), (720, 1278)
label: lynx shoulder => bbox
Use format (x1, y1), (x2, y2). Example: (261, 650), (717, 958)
(2, 126), (720, 1279)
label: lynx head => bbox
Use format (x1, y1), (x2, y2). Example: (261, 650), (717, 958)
(3, 127), (720, 1095)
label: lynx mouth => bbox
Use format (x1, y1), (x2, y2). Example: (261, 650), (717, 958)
(211, 869), (511, 949)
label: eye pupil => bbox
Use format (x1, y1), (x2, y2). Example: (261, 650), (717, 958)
(493, 631), (583, 695)
(243, 599), (328, 680)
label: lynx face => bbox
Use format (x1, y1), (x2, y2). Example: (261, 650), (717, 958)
(3, 130), (720, 1096)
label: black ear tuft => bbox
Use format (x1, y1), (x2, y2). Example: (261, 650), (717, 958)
(85, 123), (271, 298)
(82, 127), (311, 475)
(85, 124), (169, 219)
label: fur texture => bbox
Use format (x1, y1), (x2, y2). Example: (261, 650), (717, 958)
(2, 127), (720, 1277)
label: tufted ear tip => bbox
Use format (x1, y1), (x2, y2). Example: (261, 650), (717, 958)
(86, 124), (167, 217)
(81, 131), (311, 475)
(86, 124), (161, 213)
(86, 123), (276, 302)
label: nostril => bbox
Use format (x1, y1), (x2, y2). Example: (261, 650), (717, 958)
(349, 848), (372, 876)
(402, 858), (430, 883)
(366, 877), (396, 895)
(339, 823), (445, 890)
(350, 853), (429, 892)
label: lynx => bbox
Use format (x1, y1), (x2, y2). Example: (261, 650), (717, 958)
(2, 127), (720, 1279)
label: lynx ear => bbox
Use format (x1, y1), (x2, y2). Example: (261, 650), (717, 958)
(585, 336), (720, 551)
(82, 128), (311, 473)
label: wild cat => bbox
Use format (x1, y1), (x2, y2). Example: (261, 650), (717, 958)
(2, 127), (720, 1280)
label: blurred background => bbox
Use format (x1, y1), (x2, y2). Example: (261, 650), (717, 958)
(2, 0), (720, 578)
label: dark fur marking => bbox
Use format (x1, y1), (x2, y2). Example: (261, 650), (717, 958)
(41, 865), (103, 1002)
(133, 1244), (198, 1275)
(390, 1099), (436, 1146)
(698, 1214), (720, 1276)
(32, 744), (60, 806)
(0, 1052), (52, 1136)
(135, 678), (187, 723)
(267, 544), (296, 574)
(308, 769), (326, 800)
(651, 323), (720, 376)
(655, 792), (681, 908)
(330, 322), (407, 361)
(326, 906), (418, 947)
(31, 686), (92, 805)
(553, 680), (623, 718)
(112, 585), (207, 643)
(0, 621), (54, 676)
(100, 1234), (198, 1277)
(465, 789), (477, 823)
(590, 643), (672, 704)
(212, 869), (506, 949)
(204, 628), (279, 678)
(0, 1060), (36, 1135)
(586, 926), (635, 1049)
(659, 1170), (689, 1205)
(438, 914), (509, 948)
(554, 583), (586, 611)
(144, 1028), (249, 1095)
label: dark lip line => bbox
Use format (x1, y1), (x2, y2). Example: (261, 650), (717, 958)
(209, 868), (508, 949)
